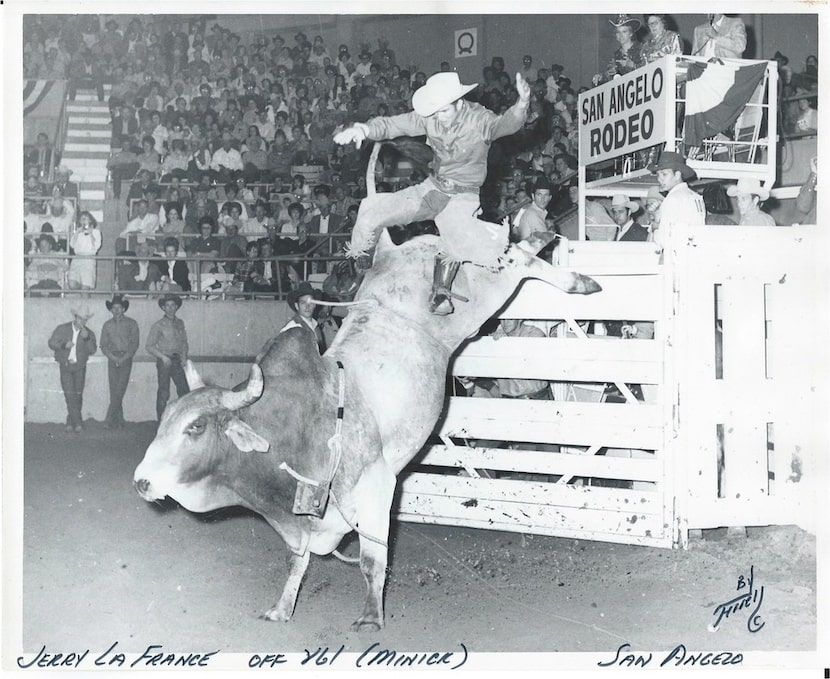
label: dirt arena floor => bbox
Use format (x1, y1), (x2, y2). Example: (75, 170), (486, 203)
(19, 422), (816, 660)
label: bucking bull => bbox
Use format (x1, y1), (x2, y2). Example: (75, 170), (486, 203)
(134, 150), (600, 632)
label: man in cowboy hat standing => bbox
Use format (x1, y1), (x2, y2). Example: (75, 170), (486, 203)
(333, 70), (531, 315)
(100, 294), (140, 429)
(48, 304), (98, 433)
(610, 194), (649, 241)
(727, 178), (776, 226)
(145, 294), (189, 420)
(280, 281), (327, 353)
(648, 151), (706, 252)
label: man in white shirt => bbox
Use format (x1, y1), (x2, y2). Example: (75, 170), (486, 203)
(210, 132), (244, 181)
(245, 200), (275, 242)
(119, 198), (161, 247)
(648, 152), (707, 254)
(514, 176), (552, 242)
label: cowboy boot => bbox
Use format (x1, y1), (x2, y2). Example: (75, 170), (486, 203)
(429, 256), (466, 315)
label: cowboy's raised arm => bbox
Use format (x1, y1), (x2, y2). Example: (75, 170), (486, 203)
(488, 73), (531, 141)
(333, 111), (427, 149)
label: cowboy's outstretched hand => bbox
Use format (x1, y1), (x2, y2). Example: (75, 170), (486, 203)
(516, 73), (531, 103)
(333, 123), (370, 148)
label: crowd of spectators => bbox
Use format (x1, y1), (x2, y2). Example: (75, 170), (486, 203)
(22, 13), (819, 298)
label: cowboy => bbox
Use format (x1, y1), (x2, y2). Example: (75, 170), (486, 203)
(648, 152), (706, 252)
(53, 166), (79, 199)
(100, 295), (140, 429)
(280, 281), (327, 354)
(333, 70), (531, 315)
(610, 194), (649, 241)
(145, 293), (189, 420)
(47, 304), (98, 433)
(727, 179), (776, 226)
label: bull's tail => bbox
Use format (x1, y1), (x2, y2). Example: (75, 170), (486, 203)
(332, 549), (360, 565)
(366, 141), (382, 197)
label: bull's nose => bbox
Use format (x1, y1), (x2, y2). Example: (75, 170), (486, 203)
(134, 478), (150, 496)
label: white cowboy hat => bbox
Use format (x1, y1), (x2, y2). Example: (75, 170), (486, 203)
(70, 304), (93, 320)
(611, 193), (640, 212)
(412, 72), (478, 117)
(726, 178), (770, 201)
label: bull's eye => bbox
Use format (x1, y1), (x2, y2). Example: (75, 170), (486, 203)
(186, 418), (207, 437)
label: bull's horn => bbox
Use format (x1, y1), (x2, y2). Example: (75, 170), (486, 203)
(221, 363), (265, 411)
(184, 360), (205, 390)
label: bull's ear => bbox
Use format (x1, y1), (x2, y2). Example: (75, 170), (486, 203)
(224, 417), (270, 453)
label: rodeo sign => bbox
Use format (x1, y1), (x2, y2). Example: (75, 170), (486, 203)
(579, 58), (668, 165)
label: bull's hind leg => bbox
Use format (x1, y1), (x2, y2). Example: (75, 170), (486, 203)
(263, 550), (310, 622)
(349, 458), (397, 632)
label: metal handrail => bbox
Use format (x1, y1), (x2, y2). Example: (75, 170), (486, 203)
(24, 252), (350, 300)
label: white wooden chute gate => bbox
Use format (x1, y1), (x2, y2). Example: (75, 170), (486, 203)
(393, 55), (823, 549)
(394, 226), (824, 548)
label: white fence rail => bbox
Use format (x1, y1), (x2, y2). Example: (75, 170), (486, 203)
(395, 226), (825, 547)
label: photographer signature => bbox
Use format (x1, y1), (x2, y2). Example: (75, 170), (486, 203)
(710, 565), (765, 633)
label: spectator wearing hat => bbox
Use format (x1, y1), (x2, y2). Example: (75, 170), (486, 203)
(692, 14), (746, 59)
(642, 14), (682, 64)
(727, 179), (776, 226)
(53, 165), (79, 200)
(514, 176), (552, 242)
(48, 304), (98, 433)
(100, 295), (140, 429)
(279, 281), (327, 353)
(648, 152), (706, 251)
(610, 194), (649, 241)
(146, 293), (189, 420)
(333, 69), (532, 315)
(599, 14), (646, 85)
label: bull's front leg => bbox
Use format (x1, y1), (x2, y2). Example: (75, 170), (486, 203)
(263, 550), (310, 622)
(349, 458), (397, 632)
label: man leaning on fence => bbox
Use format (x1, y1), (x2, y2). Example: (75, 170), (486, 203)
(48, 304), (98, 433)
(100, 295), (139, 429)
(145, 293), (190, 421)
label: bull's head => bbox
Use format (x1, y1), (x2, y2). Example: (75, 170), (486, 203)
(357, 229), (600, 351)
(133, 362), (269, 512)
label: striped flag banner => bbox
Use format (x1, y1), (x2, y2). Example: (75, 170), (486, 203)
(23, 80), (56, 115)
(683, 61), (768, 147)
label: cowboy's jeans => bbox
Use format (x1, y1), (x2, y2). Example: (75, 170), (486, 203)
(60, 362), (86, 428)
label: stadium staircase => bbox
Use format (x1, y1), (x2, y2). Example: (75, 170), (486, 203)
(60, 84), (119, 289)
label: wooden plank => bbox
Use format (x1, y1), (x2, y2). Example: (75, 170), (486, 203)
(418, 445), (663, 482)
(720, 278), (773, 499)
(396, 512), (673, 548)
(438, 397), (663, 449)
(500, 275), (664, 322)
(395, 492), (664, 541)
(399, 473), (661, 513)
(686, 495), (813, 531)
(451, 336), (662, 384)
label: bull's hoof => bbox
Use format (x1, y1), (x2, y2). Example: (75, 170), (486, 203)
(262, 606), (292, 622)
(351, 618), (382, 633)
